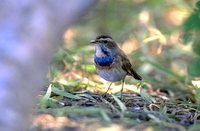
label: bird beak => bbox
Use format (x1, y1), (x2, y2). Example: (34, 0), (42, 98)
(90, 39), (96, 43)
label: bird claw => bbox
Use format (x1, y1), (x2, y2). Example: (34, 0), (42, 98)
(102, 93), (108, 98)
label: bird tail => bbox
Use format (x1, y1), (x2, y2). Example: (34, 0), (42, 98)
(131, 69), (142, 80)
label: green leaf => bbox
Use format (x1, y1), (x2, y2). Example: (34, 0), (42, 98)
(183, 7), (200, 31)
(180, 31), (194, 45)
(43, 107), (111, 122)
(192, 38), (200, 56)
(182, 2), (200, 45)
(39, 84), (57, 109)
(43, 84), (52, 100)
(188, 57), (200, 77)
(111, 94), (127, 113)
(52, 88), (82, 100)
(100, 110), (112, 122)
(140, 88), (156, 104)
(64, 80), (81, 88)
(195, 88), (200, 104)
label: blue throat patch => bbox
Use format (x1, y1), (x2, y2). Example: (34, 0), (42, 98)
(94, 55), (114, 66)
(94, 45), (114, 66)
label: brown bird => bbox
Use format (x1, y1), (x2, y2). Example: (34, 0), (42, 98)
(91, 35), (142, 97)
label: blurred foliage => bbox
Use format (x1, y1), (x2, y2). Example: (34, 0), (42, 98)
(35, 0), (200, 131)
(182, 1), (200, 78)
(181, 1), (200, 103)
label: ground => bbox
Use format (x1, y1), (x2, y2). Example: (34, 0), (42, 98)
(30, 80), (200, 131)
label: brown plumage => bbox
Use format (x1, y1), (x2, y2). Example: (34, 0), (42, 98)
(91, 35), (142, 97)
(119, 49), (142, 80)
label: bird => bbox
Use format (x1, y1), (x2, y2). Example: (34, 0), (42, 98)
(90, 35), (142, 98)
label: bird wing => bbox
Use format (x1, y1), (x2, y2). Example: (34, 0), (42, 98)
(118, 49), (142, 80)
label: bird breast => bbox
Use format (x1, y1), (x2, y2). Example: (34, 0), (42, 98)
(96, 64), (126, 82)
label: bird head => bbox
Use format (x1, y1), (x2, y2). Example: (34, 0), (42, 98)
(90, 35), (118, 50)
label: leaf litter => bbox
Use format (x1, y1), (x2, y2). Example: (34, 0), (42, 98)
(31, 80), (200, 131)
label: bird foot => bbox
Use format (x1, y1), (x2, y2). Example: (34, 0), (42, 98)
(102, 93), (109, 98)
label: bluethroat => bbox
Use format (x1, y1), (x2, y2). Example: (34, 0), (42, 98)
(90, 35), (142, 97)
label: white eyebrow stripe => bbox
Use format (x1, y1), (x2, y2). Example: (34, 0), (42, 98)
(99, 38), (113, 42)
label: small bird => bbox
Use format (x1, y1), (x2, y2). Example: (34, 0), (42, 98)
(90, 35), (142, 97)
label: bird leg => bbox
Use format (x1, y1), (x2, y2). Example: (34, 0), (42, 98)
(103, 82), (113, 97)
(120, 77), (125, 99)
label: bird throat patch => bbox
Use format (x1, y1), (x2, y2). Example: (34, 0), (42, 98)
(94, 55), (114, 66)
(95, 50), (106, 57)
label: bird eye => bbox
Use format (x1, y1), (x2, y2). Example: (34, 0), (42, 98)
(104, 40), (108, 43)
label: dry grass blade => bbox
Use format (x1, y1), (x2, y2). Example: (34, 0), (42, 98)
(43, 84), (52, 100)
